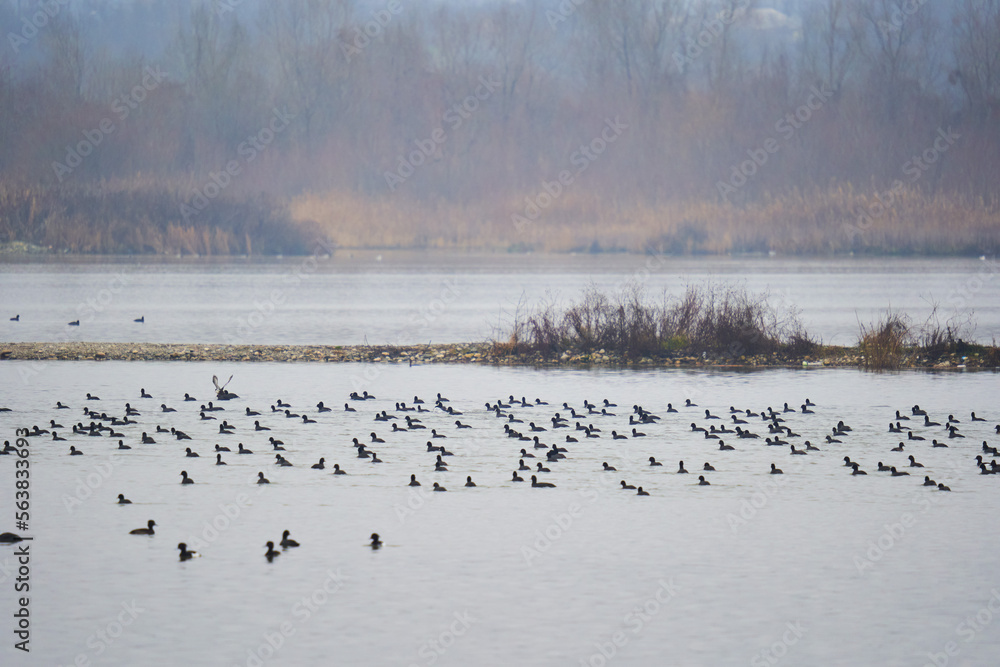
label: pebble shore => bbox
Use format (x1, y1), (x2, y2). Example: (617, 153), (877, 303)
(0, 341), (991, 369)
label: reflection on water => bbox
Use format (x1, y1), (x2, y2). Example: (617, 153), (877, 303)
(2, 252), (999, 346)
(1, 360), (998, 666)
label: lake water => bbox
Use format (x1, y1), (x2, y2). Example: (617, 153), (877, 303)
(1, 360), (999, 666)
(2, 252), (999, 346)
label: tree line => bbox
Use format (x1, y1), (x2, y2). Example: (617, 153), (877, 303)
(1, 0), (998, 254)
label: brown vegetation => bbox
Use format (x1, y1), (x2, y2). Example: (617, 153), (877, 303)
(0, 1), (998, 254)
(857, 307), (998, 371)
(292, 185), (1000, 254)
(0, 180), (316, 255)
(858, 312), (910, 371)
(490, 284), (817, 361)
(489, 286), (1000, 369)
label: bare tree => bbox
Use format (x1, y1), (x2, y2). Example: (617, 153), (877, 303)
(951, 0), (1000, 124)
(261, 0), (353, 148)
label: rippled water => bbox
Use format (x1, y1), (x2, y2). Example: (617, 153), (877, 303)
(2, 252), (999, 346)
(1, 360), (998, 666)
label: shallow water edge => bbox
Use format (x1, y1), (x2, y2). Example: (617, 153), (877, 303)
(0, 340), (995, 370)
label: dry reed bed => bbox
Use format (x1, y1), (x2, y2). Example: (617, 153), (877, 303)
(0, 181), (316, 255)
(2, 181), (997, 256)
(292, 185), (1000, 255)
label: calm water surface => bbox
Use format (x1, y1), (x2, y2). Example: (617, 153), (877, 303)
(2, 252), (999, 346)
(0, 361), (998, 666)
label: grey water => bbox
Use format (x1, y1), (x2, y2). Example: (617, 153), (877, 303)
(0, 360), (999, 666)
(2, 252), (999, 346)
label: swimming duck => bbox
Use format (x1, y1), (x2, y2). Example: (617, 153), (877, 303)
(130, 520), (156, 535)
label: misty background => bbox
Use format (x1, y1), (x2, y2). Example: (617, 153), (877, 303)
(0, 0), (997, 254)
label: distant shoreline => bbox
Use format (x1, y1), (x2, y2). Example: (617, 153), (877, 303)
(0, 341), (992, 370)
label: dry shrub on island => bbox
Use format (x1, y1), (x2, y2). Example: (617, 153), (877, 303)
(858, 311), (910, 371)
(491, 283), (817, 361)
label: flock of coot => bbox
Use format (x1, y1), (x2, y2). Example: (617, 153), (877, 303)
(3, 384), (997, 561)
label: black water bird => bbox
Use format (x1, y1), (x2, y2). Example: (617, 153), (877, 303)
(130, 520), (156, 535)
